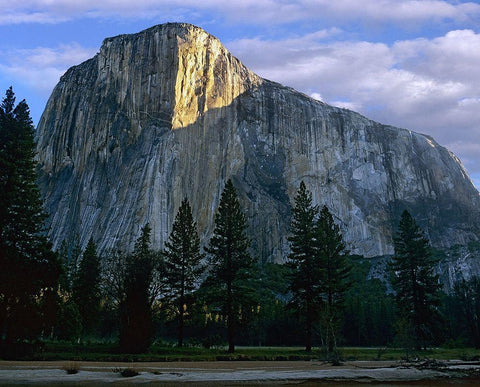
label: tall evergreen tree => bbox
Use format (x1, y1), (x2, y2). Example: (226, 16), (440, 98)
(389, 210), (441, 350)
(315, 205), (350, 352)
(287, 181), (320, 352)
(72, 238), (101, 336)
(288, 183), (350, 352)
(119, 224), (157, 353)
(164, 198), (204, 347)
(57, 240), (70, 292)
(63, 236), (82, 293)
(205, 179), (255, 353)
(0, 87), (61, 344)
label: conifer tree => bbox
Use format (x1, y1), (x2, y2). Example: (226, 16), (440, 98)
(0, 87), (60, 344)
(72, 238), (101, 336)
(164, 198), (204, 347)
(119, 224), (157, 353)
(287, 181), (320, 352)
(288, 183), (350, 352)
(389, 210), (441, 350)
(205, 179), (254, 353)
(315, 205), (350, 352)
(64, 236), (82, 292)
(57, 241), (70, 292)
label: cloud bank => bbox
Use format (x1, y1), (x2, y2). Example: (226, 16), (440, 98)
(1, 0), (479, 26)
(0, 44), (96, 94)
(0, 0), (478, 188)
(226, 28), (480, 183)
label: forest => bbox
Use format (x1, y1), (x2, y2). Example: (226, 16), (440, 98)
(1, 87), (480, 360)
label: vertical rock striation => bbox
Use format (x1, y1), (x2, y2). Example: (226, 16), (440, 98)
(36, 23), (480, 263)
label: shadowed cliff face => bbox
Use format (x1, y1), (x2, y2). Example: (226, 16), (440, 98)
(36, 22), (480, 261)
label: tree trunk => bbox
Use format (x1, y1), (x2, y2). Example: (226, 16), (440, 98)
(328, 292), (334, 353)
(227, 282), (235, 353)
(178, 298), (184, 348)
(328, 329), (334, 353)
(305, 316), (312, 352)
(228, 318), (235, 353)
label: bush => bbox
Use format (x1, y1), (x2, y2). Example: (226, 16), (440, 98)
(201, 334), (224, 349)
(63, 361), (80, 374)
(113, 367), (140, 377)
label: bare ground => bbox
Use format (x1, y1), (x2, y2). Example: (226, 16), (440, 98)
(0, 360), (479, 385)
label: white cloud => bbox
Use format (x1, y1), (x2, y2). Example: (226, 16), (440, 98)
(0, 11), (68, 24)
(227, 29), (480, 181)
(312, 0), (480, 23)
(394, 30), (480, 83)
(1, 0), (479, 25)
(0, 1), (478, 187)
(0, 44), (97, 94)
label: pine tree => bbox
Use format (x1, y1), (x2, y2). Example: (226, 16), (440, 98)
(389, 210), (441, 350)
(315, 205), (350, 352)
(287, 181), (320, 352)
(72, 238), (101, 336)
(164, 198), (204, 347)
(64, 236), (82, 293)
(205, 179), (255, 353)
(0, 87), (61, 344)
(119, 224), (157, 353)
(288, 183), (350, 352)
(57, 241), (70, 292)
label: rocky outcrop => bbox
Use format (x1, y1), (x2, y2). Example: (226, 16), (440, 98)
(36, 23), (480, 263)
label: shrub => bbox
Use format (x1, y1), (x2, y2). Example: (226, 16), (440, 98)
(63, 361), (80, 374)
(113, 367), (140, 377)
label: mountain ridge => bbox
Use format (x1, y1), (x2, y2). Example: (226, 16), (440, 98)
(36, 22), (480, 264)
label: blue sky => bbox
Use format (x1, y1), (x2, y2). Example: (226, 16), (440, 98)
(1, 0), (479, 189)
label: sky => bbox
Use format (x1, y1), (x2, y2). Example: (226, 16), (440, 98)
(1, 0), (479, 190)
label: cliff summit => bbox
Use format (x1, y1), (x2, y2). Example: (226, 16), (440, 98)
(36, 23), (480, 263)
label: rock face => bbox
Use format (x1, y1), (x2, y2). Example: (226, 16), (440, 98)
(36, 23), (480, 262)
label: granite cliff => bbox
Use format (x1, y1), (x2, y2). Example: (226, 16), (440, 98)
(36, 23), (480, 267)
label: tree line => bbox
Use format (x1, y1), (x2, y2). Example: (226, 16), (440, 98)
(1, 88), (480, 357)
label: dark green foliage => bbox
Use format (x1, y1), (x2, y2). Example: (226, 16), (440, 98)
(101, 249), (128, 308)
(287, 181), (320, 351)
(57, 241), (71, 292)
(342, 257), (396, 346)
(57, 237), (82, 293)
(0, 87), (61, 344)
(288, 182), (350, 352)
(205, 179), (255, 353)
(56, 299), (82, 341)
(98, 249), (129, 339)
(315, 205), (351, 352)
(101, 242), (166, 343)
(163, 198), (205, 347)
(389, 210), (441, 350)
(187, 262), (296, 348)
(244, 263), (300, 346)
(452, 277), (480, 348)
(72, 238), (101, 336)
(119, 224), (161, 353)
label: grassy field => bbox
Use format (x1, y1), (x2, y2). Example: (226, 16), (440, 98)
(20, 342), (480, 362)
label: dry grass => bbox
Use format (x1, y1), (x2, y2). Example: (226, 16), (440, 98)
(62, 361), (80, 374)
